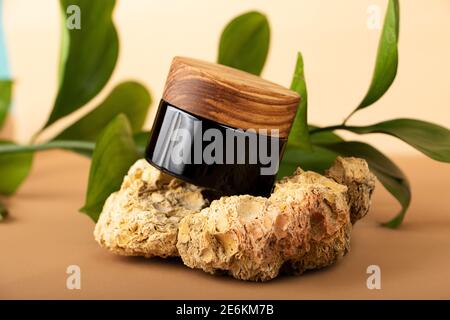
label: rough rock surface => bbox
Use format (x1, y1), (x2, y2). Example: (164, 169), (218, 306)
(326, 157), (376, 224)
(273, 168), (352, 275)
(94, 159), (207, 258)
(94, 157), (375, 282)
(177, 168), (352, 281)
(177, 194), (311, 281)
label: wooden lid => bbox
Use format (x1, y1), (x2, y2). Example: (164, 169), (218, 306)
(162, 56), (300, 138)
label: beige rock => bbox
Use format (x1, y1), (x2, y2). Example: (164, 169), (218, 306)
(94, 159), (207, 258)
(177, 195), (310, 281)
(94, 157), (375, 282)
(273, 168), (352, 275)
(177, 168), (353, 281)
(326, 157), (376, 224)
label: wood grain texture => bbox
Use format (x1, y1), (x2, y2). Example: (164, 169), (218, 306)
(162, 57), (300, 138)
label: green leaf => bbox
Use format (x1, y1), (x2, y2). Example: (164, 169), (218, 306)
(45, 0), (119, 128)
(278, 145), (338, 179)
(0, 201), (7, 222)
(288, 52), (312, 151)
(0, 141), (33, 195)
(309, 126), (344, 144)
(341, 119), (450, 162)
(346, 0), (400, 120)
(134, 131), (149, 148)
(80, 114), (139, 221)
(58, 3), (70, 86)
(218, 11), (270, 75)
(134, 131), (150, 157)
(54, 81), (152, 141)
(0, 80), (12, 128)
(322, 141), (411, 228)
(279, 126), (343, 179)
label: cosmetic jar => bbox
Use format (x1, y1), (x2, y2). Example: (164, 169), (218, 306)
(146, 57), (300, 197)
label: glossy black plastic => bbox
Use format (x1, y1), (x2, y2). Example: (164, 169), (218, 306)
(145, 100), (286, 197)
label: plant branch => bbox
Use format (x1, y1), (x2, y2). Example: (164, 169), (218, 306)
(29, 131), (41, 144)
(342, 110), (356, 125)
(0, 140), (95, 155)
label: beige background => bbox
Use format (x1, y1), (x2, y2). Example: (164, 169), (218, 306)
(1, 151), (450, 299)
(3, 0), (450, 153)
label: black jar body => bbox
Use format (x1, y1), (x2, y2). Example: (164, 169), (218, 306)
(145, 100), (287, 197)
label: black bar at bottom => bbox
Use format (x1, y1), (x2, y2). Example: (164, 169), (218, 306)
(0, 300), (446, 318)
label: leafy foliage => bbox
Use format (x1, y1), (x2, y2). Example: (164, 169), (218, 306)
(55, 81), (151, 142)
(225, 1), (447, 227)
(288, 53), (311, 151)
(0, 141), (33, 195)
(0, 80), (12, 128)
(80, 115), (139, 221)
(345, 0), (400, 121)
(218, 11), (270, 75)
(45, 0), (119, 128)
(0, 1), (449, 229)
(0, 0), (151, 222)
(341, 119), (450, 162)
(321, 141), (410, 228)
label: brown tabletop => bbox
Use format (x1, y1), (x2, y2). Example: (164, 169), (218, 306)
(1, 150), (449, 299)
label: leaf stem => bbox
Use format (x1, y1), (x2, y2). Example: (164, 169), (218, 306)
(29, 132), (40, 145)
(342, 110), (355, 125)
(0, 140), (95, 155)
(309, 125), (347, 135)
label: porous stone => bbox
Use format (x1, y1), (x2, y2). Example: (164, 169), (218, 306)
(177, 195), (310, 281)
(94, 157), (375, 282)
(94, 159), (207, 258)
(273, 168), (352, 275)
(326, 156), (376, 224)
(177, 168), (353, 281)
